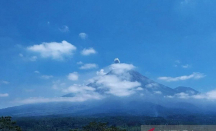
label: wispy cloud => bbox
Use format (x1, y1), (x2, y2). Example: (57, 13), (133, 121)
(63, 84), (95, 94)
(27, 40), (76, 60)
(19, 53), (23, 57)
(174, 60), (191, 69)
(0, 93), (9, 97)
(158, 72), (205, 82)
(79, 33), (87, 39)
(52, 80), (66, 90)
(19, 95), (102, 104)
(81, 48), (96, 56)
(34, 71), (40, 74)
(80, 63), (97, 70)
(59, 25), (69, 32)
(145, 83), (158, 88)
(1, 81), (9, 84)
(29, 56), (37, 61)
(165, 89), (216, 100)
(182, 64), (191, 68)
(67, 72), (79, 81)
(76, 61), (83, 65)
(41, 75), (53, 79)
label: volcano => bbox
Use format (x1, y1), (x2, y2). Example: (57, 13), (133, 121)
(0, 61), (208, 117)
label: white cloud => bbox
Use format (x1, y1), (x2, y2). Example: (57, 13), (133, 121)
(0, 93), (9, 97)
(63, 84), (95, 94)
(192, 90), (216, 100)
(95, 75), (141, 97)
(165, 89), (216, 100)
(57, 84), (102, 101)
(59, 25), (69, 32)
(145, 83), (158, 88)
(164, 92), (189, 99)
(182, 64), (191, 68)
(96, 69), (106, 76)
(20, 95), (102, 104)
(158, 72), (205, 82)
(165, 95), (174, 98)
(77, 61), (83, 65)
(85, 63), (140, 97)
(154, 91), (162, 94)
(136, 87), (143, 91)
(79, 33), (87, 39)
(41, 75), (53, 79)
(27, 40), (76, 60)
(110, 63), (135, 74)
(68, 72), (79, 81)
(81, 48), (96, 56)
(34, 71), (40, 74)
(80, 63), (97, 70)
(175, 92), (190, 99)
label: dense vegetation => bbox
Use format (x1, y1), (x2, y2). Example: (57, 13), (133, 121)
(0, 116), (22, 131)
(1, 114), (216, 131)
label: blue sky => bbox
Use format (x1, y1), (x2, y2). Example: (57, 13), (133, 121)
(0, 0), (216, 108)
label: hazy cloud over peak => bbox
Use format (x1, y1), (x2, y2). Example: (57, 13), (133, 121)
(110, 63), (135, 74)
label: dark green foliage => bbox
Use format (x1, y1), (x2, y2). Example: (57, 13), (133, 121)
(82, 121), (126, 131)
(10, 114), (216, 131)
(0, 116), (22, 131)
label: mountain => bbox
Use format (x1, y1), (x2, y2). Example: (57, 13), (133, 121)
(63, 70), (199, 97)
(0, 66), (204, 117)
(0, 98), (202, 117)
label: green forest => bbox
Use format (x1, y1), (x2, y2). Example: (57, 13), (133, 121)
(1, 114), (216, 131)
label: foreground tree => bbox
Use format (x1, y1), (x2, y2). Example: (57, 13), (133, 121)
(0, 116), (22, 131)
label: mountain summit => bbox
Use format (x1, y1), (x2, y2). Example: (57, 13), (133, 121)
(63, 63), (198, 98)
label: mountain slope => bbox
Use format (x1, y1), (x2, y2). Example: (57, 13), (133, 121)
(63, 70), (194, 97)
(174, 86), (200, 95)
